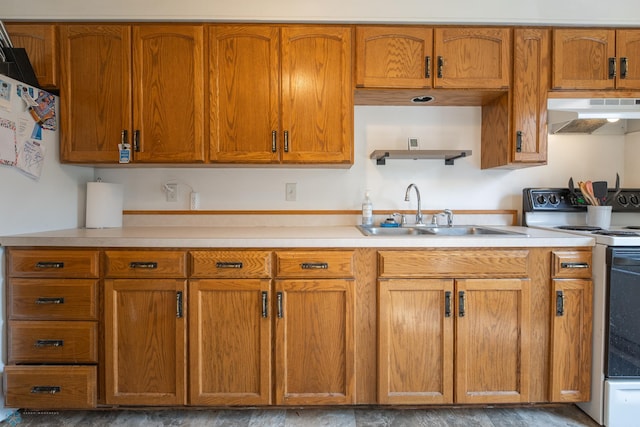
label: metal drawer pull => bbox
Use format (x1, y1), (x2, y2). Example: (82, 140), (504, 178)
(35, 262), (64, 269)
(300, 262), (328, 270)
(31, 386), (61, 394)
(621, 57), (629, 79)
(458, 291), (466, 317)
(271, 130), (277, 153)
(444, 291), (452, 318)
(437, 56), (444, 78)
(216, 262), (243, 269)
(35, 339), (64, 348)
(424, 56), (431, 78)
(556, 290), (565, 316)
(176, 291), (183, 319)
(261, 291), (268, 318)
(35, 297), (65, 305)
(609, 57), (617, 79)
(277, 292), (283, 318)
(561, 262), (589, 269)
(129, 261), (158, 269)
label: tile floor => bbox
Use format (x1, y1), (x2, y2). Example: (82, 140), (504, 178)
(1, 405), (600, 426)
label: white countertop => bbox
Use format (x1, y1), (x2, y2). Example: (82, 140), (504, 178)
(0, 225), (595, 248)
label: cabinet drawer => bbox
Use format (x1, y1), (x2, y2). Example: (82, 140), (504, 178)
(105, 250), (187, 278)
(276, 251), (354, 278)
(9, 321), (98, 363)
(191, 250), (272, 278)
(8, 249), (99, 278)
(8, 279), (98, 320)
(552, 250), (592, 278)
(4, 365), (97, 409)
(378, 249), (529, 278)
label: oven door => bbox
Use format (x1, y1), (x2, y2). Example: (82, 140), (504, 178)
(607, 247), (640, 378)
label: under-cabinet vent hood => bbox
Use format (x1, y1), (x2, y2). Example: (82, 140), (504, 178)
(548, 98), (640, 135)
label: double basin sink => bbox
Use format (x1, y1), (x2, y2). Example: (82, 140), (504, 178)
(357, 225), (527, 237)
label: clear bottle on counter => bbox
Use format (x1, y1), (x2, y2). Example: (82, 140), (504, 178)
(362, 190), (373, 225)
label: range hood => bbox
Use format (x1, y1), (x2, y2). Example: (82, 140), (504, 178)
(548, 97), (640, 135)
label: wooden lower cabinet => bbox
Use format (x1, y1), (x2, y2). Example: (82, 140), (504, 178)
(275, 278), (355, 405)
(104, 278), (187, 405)
(378, 277), (530, 404)
(189, 278), (272, 405)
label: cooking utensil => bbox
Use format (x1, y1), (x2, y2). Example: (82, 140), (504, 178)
(608, 173), (621, 206)
(579, 181), (599, 206)
(593, 181), (608, 206)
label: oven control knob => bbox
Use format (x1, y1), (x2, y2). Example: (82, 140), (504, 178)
(548, 194), (559, 205)
(536, 195), (546, 205)
(618, 195), (628, 206)
(630, 194), (639, 206)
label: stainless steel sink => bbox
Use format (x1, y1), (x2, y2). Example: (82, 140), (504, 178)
(357, 225), (527, 237)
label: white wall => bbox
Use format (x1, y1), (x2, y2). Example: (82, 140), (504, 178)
(95, 106), (626, 215)
(3, 0), (640, 26)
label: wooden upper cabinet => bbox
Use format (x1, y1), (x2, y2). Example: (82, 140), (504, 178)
(433, 27), (511, 89)
(4, 23), (57, 89)
(551, 28), (640, 90)
(132, 25), (206, 163)
(59, 24), (205, 164)
(280, 25), (353, 165)
(356, 26), (433, 88)
(209, 25), (281, 163)
(59, 24), (131, 163)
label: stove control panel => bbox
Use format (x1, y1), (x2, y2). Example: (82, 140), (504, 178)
(523, 188), (640, 213)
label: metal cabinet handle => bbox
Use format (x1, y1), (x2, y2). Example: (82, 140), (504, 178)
(277, 292), (283, 318)
(458, 291), (466, 317)
(35, 297), (64, 305)
(34, 339), (64, 348)
(561, 262), (589, 269)
(261, 291), (268, 318)
(437, 56), (444, 79)
(621, 57), (629, 79)
(444, 291), (451, 318)
(300, 262), (328, 270)
(556, 290), (565, 316)
(31, 386), (61, 394)
(129, 262), (158, 269)
(121, 129), (128, 146)
(609, 57), (617, 79)
(176, 291), (183, 318)
(133, 130), (140, 152)
(35, 262), (64, 269)
(516, 131), (523, 153)
(425, 56), (431, 78)
(283, 130), (289, 153)
(216, 262), (243, 269)
(271, 130), (277, 153)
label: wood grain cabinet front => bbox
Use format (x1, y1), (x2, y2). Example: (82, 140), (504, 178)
(5, 249), (100, 409)
(4, 23), (58, 89)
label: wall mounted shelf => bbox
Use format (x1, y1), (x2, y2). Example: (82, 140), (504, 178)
(370, 150), (472, 165)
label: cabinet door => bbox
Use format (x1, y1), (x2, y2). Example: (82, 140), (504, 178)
(552, 29), (617, 90)
(433, 27), (511, 89)
(104, 279), (186, 405)
(275, 278), (354, 405)
(616, 29), (640, 90)
(59, 24), (132, 163)
(5, 23), (57, 88)
(189, 279), (272, 405)
(356, 26), (433, 88)
(549, 279), (593, 402)
(455, 278), (530, 404)
(132, 25), (205, 163)
(512, 28), (549, 164)
(280, 26), (353, 165)
(209, 25), (281, 163)
(378, 279), (454, 404)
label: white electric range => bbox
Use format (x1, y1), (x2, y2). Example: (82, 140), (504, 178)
(524, 188), (640, 427)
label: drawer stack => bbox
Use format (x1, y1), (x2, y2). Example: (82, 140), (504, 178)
(5, 249), (99, 409)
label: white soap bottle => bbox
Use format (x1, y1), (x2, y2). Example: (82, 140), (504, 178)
(362, 190), (373, 225)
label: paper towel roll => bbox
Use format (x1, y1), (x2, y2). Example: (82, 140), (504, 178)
(86, 182), (124, 228)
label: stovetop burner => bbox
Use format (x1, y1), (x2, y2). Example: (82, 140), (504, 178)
(556, 225), (602, 231)
(625, 226), (640, 230)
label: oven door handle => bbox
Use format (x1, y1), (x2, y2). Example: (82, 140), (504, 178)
(613, 257), (640, 267)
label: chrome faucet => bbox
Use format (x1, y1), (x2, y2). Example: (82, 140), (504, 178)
(404, 183), (424, 225)
(443, 209), (454, 227)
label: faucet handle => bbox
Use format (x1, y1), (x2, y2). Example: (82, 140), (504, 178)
(430, 215), (439, 226)
(391, 212), (406, 225)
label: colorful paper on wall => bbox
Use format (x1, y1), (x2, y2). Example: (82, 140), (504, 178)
(0, 116), (17, 166)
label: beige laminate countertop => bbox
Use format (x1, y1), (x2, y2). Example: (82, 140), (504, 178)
(0, 225), (595, 248)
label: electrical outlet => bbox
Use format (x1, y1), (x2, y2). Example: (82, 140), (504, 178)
(165, 183), (178, 202)
(285, 183), (297, 201)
